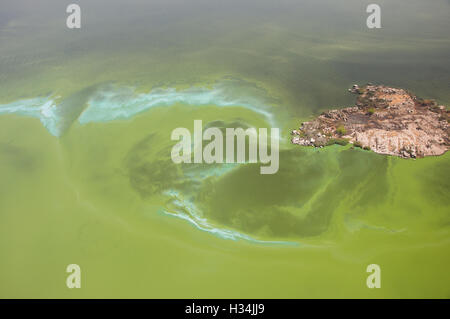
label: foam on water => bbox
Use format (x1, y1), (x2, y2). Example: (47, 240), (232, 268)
(0, 82), (277, 137)
(0, 97), (62, 136)
(78, 84), (275, 126)
(162, 190), (298, 246)
(183, 163), (239, 179)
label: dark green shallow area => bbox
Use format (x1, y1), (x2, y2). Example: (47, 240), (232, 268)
(0, 0), (449, 298)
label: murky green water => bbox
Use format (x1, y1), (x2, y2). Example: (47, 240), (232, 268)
(0, 0), (449, 298)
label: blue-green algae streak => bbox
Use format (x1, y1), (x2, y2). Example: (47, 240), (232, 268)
(0, 0), (449, 298)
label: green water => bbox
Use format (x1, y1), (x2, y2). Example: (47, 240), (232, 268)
(0, 0), (449, 298)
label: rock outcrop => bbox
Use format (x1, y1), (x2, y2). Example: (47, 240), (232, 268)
(291, 84), (449, 158)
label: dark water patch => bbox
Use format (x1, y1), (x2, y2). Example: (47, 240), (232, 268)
(416, 160), (450, 207)
(309, 148), (389, 225)
(55, 85), (100, 136)
(204, 120), (251, 130)
(124, 133), (182, 198)
(0, 142), (36, 172)
(195, 148), (334, 237)
(336, 148), (389, 204)
(349, 151), (389, 208)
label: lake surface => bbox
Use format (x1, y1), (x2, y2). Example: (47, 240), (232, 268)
(0, 0), (449, 298)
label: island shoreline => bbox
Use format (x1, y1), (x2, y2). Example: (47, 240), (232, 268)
(291, 84), (449, 159)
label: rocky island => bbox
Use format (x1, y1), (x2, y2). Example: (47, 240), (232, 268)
(291, 84), (449, 158)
